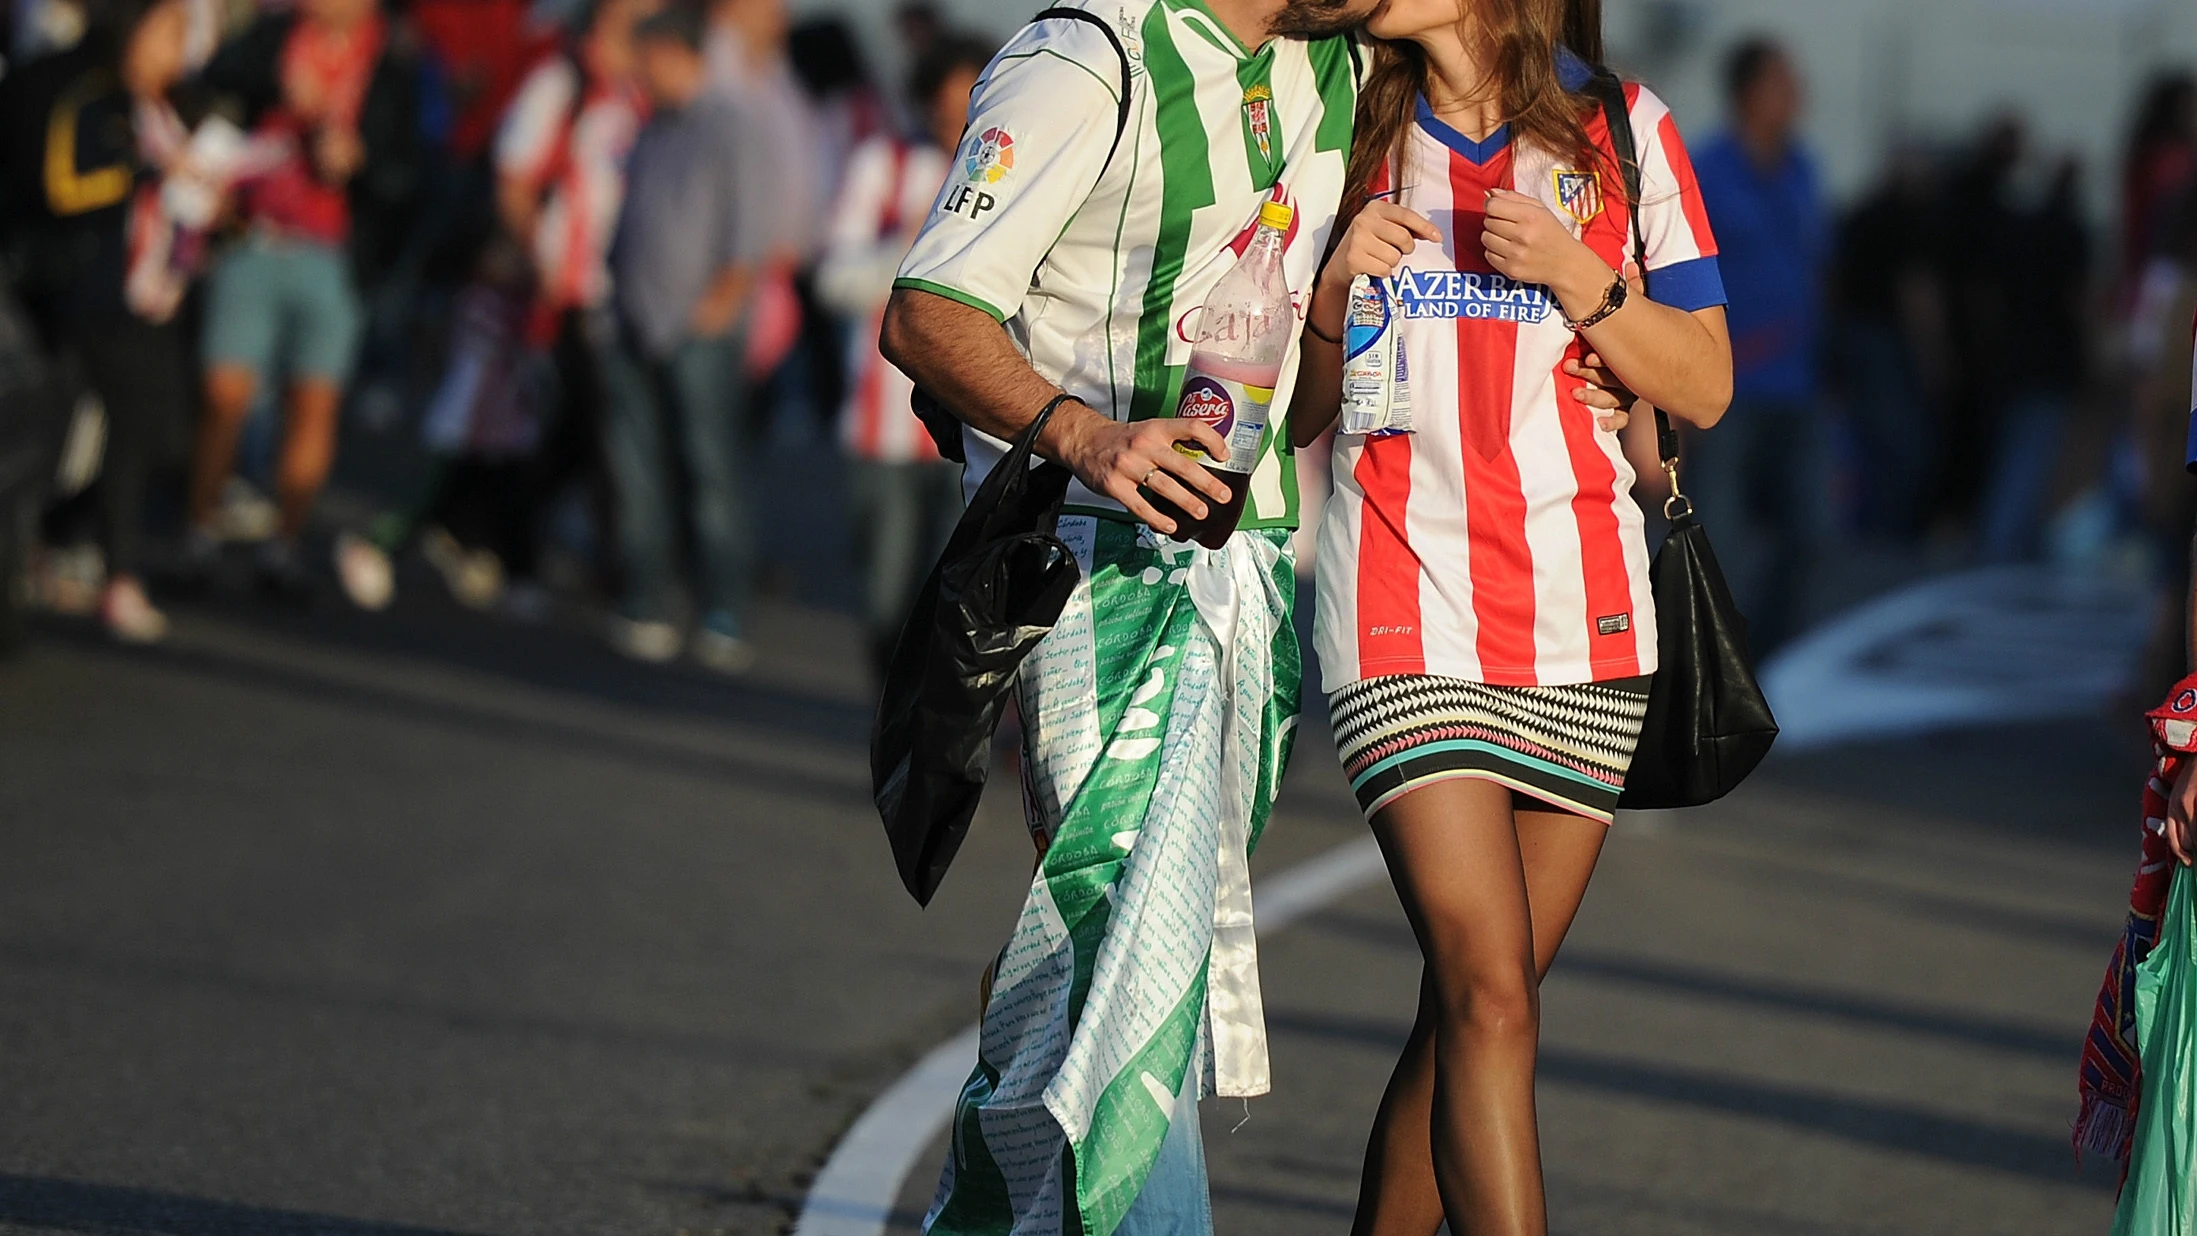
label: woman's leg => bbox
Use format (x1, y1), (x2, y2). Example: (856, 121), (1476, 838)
(1351, 792), (1610, 1236)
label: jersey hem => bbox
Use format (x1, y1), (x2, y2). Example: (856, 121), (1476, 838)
(1323, 654), (1658, 694)
(891, 277), (1007, 323)
(1061, 502), (1300, 532)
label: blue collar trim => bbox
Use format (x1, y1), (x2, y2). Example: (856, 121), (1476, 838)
(1415, 94), (1510, 164)
(1414, 48), (1599, 165)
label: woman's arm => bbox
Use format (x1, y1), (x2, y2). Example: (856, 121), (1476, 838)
(1482, 188), (1733, 428)
(1290, 203), (1441, 448)
(1292, 200), (1657, 447)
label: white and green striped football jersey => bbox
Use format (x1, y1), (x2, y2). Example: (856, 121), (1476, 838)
(893, 0), (1362, 531)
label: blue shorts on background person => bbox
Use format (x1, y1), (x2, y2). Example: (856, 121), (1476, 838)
(203, 234), (364, 386)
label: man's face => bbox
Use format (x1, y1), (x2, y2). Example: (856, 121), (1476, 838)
(1267, 0), (1379, 40)
(637, 38), (705, 105)
(1742, 55), (1802, 141)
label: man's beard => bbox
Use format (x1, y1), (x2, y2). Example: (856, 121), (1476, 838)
(1267, 0), (1363, 38)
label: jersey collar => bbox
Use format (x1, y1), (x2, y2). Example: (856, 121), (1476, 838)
(1164, 0), (1262, 59)
(1415, 94), (1510, 164)
(1414, 46), (1598, 165)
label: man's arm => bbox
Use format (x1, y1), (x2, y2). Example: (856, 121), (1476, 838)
(879, 288), (1231, 536)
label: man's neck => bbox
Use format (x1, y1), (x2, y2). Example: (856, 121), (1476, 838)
(1197, 0), (1281, 51)
(1739, 124), (1787, 171)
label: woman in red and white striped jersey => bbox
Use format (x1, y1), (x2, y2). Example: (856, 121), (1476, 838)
(1288, 0), (1732, 1231)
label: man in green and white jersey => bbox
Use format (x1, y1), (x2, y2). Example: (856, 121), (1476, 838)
(881, 0), (1366, 1228)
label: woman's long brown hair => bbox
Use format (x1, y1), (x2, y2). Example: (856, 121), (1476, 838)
(1342, 0), (1606, 211)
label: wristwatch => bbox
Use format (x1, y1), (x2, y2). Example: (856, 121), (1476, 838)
(1562, 272), (1628, 331)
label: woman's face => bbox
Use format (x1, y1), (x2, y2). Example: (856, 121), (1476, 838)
(1363, 0), (1465, 46)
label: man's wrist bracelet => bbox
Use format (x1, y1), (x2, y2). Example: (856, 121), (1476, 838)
(1561, 272), (1629, 331)
(1305, 317), (1344, 346)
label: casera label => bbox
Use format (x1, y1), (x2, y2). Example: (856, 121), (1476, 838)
(1173, 374), (1271, 476)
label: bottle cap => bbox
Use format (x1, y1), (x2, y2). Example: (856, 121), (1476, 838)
(1258, 200), (1294, 231)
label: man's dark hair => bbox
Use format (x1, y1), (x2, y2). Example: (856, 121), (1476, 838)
(1723, 37), (1785, 105)
(634, 1), (707, 51)
(908, 34), (997, 113)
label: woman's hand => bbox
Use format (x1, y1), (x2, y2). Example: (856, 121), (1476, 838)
(1565, 351), (1633, 432)
(1481, 189), (1618, 321)
(1319, 201), (1443, 296)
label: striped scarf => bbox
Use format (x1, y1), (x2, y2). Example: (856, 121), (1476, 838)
(2077, 671), (2197, 1162)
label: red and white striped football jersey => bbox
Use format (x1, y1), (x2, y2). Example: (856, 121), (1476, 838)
(822, 136), (951, 463)
(1316, 73), (1726, 691)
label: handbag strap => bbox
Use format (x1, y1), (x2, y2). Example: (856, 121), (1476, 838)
(966, 392), (1077, 543)
(1583, 69), (1692, 523)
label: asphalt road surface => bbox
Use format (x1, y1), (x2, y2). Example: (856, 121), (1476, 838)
(0, 575), (2147, 1235)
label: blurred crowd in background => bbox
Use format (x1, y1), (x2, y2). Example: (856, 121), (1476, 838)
(0, 0), (2193, 690)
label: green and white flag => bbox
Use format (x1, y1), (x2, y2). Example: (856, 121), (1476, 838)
(924, 520), (1302, 1236)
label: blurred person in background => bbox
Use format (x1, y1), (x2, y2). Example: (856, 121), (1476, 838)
(814, 32), (988, 678)
(475, 0), (651, 609)
(1829, 145), (1947, 542)
(2132, 188), (2197, 694)
(184, 0), (428, 597)
(1936, 114), (2026, 533)
(786, 15), (887, 434)
(1978, 154), (2091, 562)
(1692, 36), (1825, 655)
(704, 0), (816, 427)
(600, 0), (768, 670)
(884, 1), (941, 129)
(2120, 73), (2195, 304)
(0, 0), (195, 641)
(333, 231), (549, 614)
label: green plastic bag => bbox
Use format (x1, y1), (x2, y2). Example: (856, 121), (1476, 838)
(2114, 863), (2197, 1236)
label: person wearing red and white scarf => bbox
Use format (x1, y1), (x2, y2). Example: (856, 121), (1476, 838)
(814, 36), (990, 675)
(2080, 307), (2197, 1164)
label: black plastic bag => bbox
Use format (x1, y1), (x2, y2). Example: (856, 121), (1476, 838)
(1618, 495), (1779, 810)
(871, 397), (1082, 905)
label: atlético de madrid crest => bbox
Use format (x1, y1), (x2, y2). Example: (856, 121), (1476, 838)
(1243, 84), (1274, 163)
(1553, 169), (1602, 224)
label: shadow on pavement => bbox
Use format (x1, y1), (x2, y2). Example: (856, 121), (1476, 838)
(1267, 1011), (2109, 1189)
(0, 1174), (490, 1235)
(1304, 907), (2093, 1060)
(36, 620), (872, 810)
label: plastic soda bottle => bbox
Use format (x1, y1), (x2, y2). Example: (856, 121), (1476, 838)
(1146, 199), (1295, 549)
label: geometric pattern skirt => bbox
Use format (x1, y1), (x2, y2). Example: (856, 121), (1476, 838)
(1328, 674), (1653, 823)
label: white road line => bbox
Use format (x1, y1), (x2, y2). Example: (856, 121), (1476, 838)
(1758, 563), (2150, 752)
(793, 836), (1386, 1236)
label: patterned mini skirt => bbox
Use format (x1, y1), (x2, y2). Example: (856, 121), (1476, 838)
(1328, 674), (1653, 823)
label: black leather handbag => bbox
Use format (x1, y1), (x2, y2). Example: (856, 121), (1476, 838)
(1582, 69), (1779, 810)
(871, 395), (1083, 905)
(1616, 414), (1780, 809)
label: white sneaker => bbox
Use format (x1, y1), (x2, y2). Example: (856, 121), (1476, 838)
(608, 616), (682, 663)
(333, 532), (394, 611)
(99, 577), (167, 644)
(693, 628), (757, 675)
